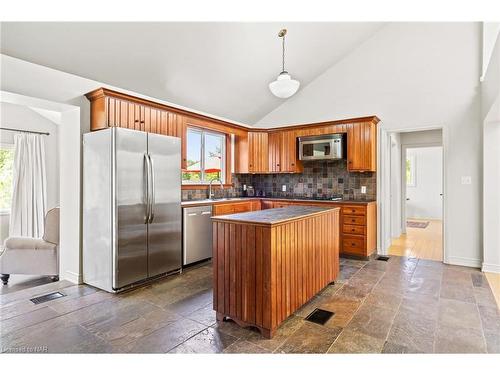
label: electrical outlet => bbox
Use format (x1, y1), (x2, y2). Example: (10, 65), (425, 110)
(282, 185), (287, 192)
(461, 176), (472, 185)
(361, 186), (367, 194)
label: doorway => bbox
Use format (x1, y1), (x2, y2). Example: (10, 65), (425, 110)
(385, 129), (444, 262)
(1, 91), (81, 287)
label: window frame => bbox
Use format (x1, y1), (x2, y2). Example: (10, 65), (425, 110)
(406, 154), (416, 187)
(0, 142), (15, 215)
(182, 127), (226, 185)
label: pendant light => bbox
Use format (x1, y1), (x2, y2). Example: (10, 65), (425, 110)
(269, 29), (300, 98)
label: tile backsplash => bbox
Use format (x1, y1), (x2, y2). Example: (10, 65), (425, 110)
(182, 160), (376, 201)
(247, 160), (376, 200)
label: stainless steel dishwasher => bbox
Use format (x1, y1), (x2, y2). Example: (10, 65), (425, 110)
(182, 205), (213, 266)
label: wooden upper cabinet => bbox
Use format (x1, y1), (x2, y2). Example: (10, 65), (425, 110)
(87, 88), (378, 175)
(171, 114), (187, 169)
(268, 131), (281, 172)
(347, 121), (377, 172)
(266, 130), (302, 173)
(248, 132), (269, 173)
(106, 97), (136, 129)
(280, 130), (302, 173)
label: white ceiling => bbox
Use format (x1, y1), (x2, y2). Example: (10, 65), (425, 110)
(0, 22), (385, 124)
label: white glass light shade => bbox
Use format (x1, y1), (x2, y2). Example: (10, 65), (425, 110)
(268, 72), (300, 98)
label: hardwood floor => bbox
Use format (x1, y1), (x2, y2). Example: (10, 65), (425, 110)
(388, 219), (442, 261)
(485, 273), (500, 309)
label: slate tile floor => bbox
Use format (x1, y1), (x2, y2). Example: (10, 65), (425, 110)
(1, 256), (499, 354)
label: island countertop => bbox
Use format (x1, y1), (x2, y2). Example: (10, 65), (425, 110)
(211, 205), (339, 225)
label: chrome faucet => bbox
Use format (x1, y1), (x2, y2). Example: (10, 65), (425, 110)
(208, 177), (224, 200)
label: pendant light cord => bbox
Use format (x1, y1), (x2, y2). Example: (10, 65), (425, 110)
(282, 34), (286, 73)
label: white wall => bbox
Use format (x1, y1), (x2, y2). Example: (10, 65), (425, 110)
(481, 23), (500, 81)
(399, 129), (442, 146)
(482, 31), (500, 273)
(405, 147), (443, 220)
(257, 23), (483, 268)
(390, 133), (401, 238)
(0, 102), (60, 245)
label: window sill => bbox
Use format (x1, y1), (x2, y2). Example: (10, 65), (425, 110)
(182, 184), (233, 190)
(0, 211), (11, 217)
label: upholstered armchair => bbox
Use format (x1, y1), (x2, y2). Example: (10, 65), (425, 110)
(0, 207), (60, 285)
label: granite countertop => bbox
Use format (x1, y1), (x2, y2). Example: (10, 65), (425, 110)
(211, 205), (339, 225)
(181, 197), (375, 207)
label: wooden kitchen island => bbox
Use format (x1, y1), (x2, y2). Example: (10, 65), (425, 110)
(212, 206), (340, 338)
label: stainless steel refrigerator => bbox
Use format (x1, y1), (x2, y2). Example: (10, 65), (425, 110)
(83, 127), (181, 292)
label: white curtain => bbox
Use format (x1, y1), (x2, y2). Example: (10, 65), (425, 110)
(9, 133), (47, 238)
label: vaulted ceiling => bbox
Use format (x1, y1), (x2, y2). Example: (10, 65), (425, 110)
(0, 22), (385, 124)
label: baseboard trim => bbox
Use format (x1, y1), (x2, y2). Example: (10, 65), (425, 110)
(445, 256), (482, 269)
(64, 270), (82, 284)
(482, 262), (500, 274)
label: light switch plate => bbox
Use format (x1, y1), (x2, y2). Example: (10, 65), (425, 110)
(361, 186), (367, 194)
(461, 176), (472, 185)
(282, 185), (287, 192)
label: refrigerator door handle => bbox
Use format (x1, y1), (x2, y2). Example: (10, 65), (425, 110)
(148, 153), (155, 223)
(144, 153), (151, 224)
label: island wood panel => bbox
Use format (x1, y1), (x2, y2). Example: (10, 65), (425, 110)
(212, 209), (339, 338)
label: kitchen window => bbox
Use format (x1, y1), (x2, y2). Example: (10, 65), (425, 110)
(0, 144), (14, 214)
(182, 128), (226, 184)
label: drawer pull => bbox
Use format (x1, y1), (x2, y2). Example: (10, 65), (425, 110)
(351, 242), (356, 246)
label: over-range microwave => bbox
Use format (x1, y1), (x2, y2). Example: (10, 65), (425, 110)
(298, 134), (345, 161)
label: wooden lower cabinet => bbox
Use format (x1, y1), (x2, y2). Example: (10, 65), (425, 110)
(212, 208), (339, 338)
(259, 199), (376, 258)
(213, 201), (253, 216)
(260, 200), (274, 210)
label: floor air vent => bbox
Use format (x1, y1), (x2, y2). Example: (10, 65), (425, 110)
(30, 292), (65, 305)
(305, 308), (334, 325)
(377, 256), (390, 262)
